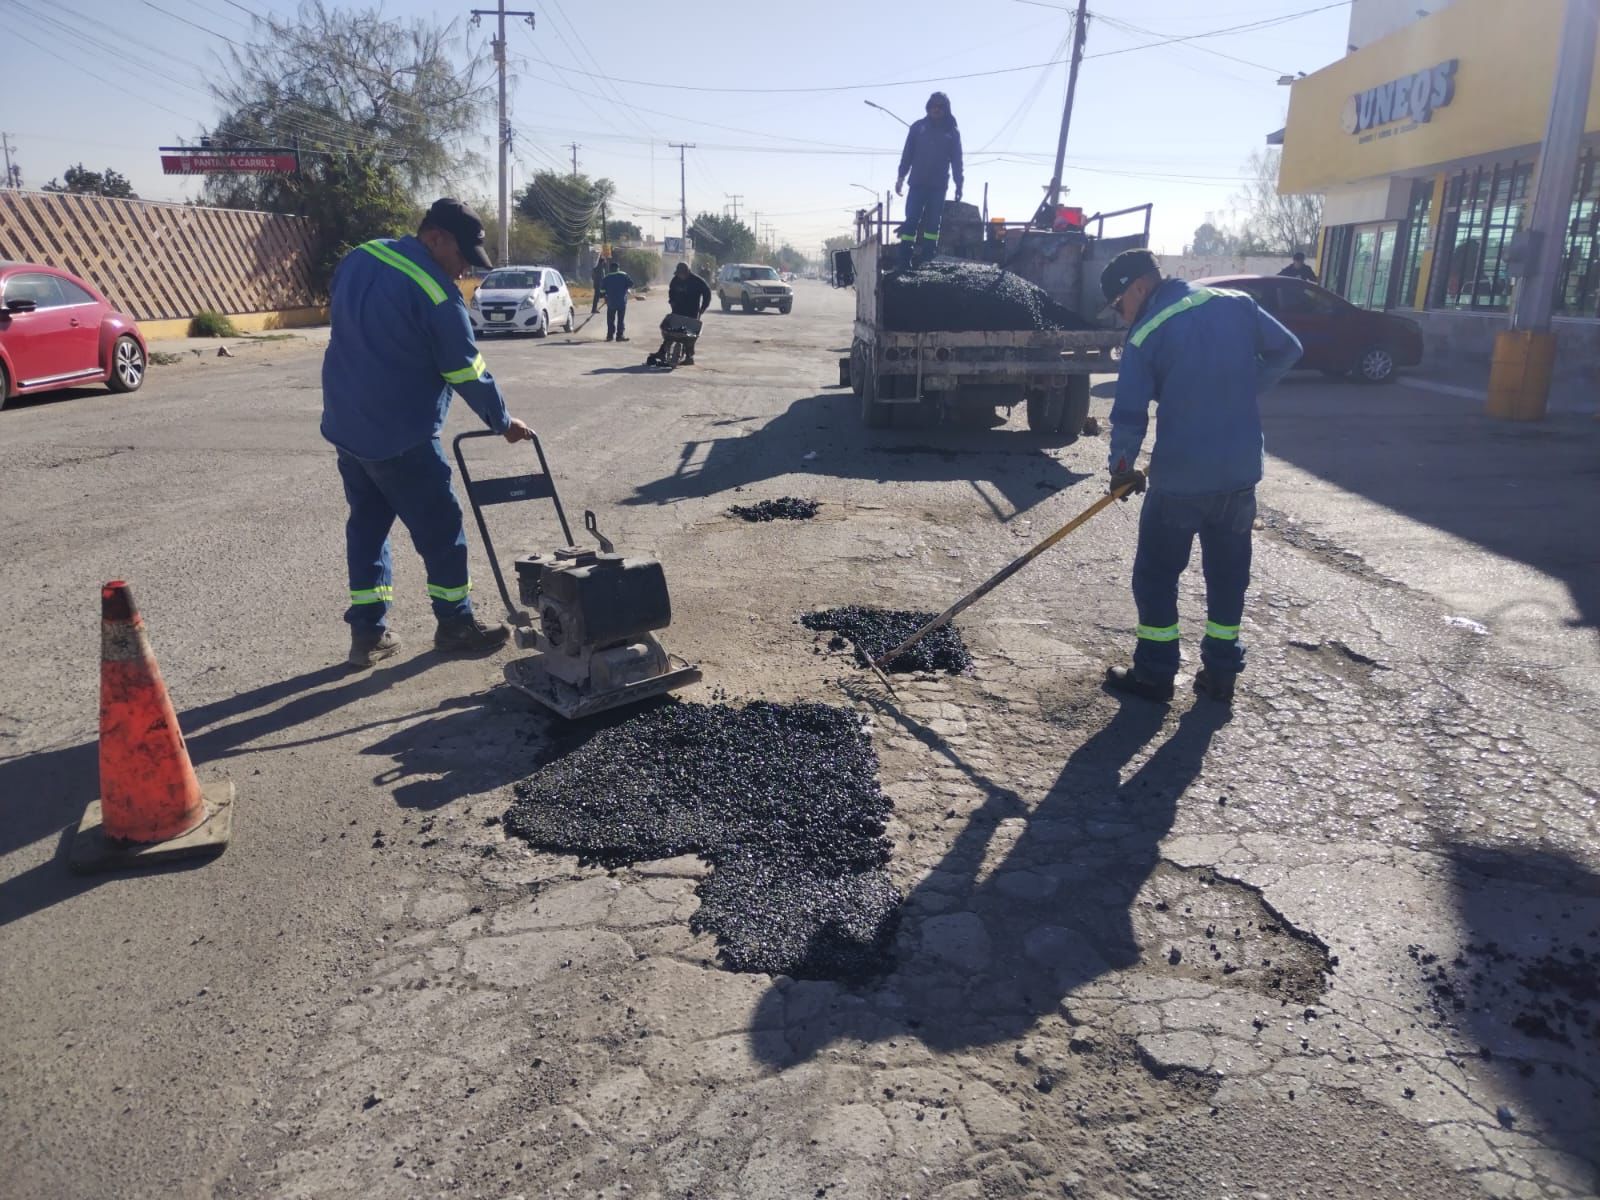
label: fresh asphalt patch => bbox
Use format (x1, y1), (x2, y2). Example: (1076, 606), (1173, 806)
(802, 606), (973, 675)
(726, 497), (821, 522)
(502, 701), (900, 980)
(881, 260), (1095, 333)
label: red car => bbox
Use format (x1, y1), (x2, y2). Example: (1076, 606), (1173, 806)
(0, 261), (147, 405)
(1199, 274), (1424, 384)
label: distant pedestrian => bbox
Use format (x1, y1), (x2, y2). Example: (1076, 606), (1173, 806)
(1278, 251), (1318, 283)
(590, 256), (608, 314)
(1098, 249), (1302, 706)
(601, 262), (634, 341)
(320, 198), (532, 669)
(894, 91), (963, 270)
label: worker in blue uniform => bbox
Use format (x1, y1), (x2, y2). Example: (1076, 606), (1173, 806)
(322, 198), (532, 669)
(894, 91), (964, 269)
(1099, 249), (1303, 705)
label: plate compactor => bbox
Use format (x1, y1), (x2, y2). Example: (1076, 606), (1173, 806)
(453, 430), (701, 719)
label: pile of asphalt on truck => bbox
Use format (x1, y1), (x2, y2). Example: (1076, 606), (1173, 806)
(487, 193), (1151, 982)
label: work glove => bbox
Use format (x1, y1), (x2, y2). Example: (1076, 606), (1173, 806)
(894, 178), (904, 196)
(1109, 467), (1146, 500)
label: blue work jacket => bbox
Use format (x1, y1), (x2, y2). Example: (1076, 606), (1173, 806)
(321, 236), (510, 461)
(898, 116), (964, 191)
(1108, 277), (1303, 496)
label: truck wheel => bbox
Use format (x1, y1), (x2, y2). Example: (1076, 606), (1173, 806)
(849, 338), (867, 396)
(1026, 391), (1066, 434)
(741, 292), (754, 313)
(720, 294), (731, 312)
(861, 371), (893, 428)
(1059, 375), (1091, 444)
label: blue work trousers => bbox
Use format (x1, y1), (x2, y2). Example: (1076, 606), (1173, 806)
(606, 301), (627, 339)
(897, 184), (947, 247)
(336, 437), (475, 631)
(1130, 486), (1255, 681)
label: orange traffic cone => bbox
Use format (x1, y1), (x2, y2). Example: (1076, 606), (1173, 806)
(69, 581), (234, 874)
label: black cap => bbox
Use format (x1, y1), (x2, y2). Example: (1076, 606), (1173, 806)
(421, 197), (493, 270)
(1100, 248), (1160, 304)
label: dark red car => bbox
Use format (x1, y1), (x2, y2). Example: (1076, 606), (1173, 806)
(1199, 274), (1423, 384)
(0, 261), (147, 406)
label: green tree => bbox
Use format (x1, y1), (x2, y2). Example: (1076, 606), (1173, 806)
(773, 244), (807, 273)
(824, 235), (855, 254)
(688, 212), (757, 262)
(474, 201), (559, 266)
(604, 219), (643, 244)
(200, 0), (490, 282)
(517, 172), (612, 270)
(43, 164), (136, 198)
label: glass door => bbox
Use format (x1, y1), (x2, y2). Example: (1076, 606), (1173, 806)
(1345, 222), (1399, 309)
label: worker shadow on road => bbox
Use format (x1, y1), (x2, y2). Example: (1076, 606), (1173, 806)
(1442, 843), (1600, 1177)
(0, 651), (448, 929)
(751, 694), (1230, 1065)
(623, 390), (1093, 520)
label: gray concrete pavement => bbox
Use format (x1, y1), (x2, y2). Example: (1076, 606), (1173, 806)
(1, 282), (1595, 1199)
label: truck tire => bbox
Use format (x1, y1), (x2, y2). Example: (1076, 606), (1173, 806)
(861, 371), (893, 428)
(1060, 375), (1091, 444)
(849, 338), (867, 396)
(720, 293), (731, 312)
(1026, 390), (1066, 434)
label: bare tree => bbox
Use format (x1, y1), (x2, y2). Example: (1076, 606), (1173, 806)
(1235, 148), (1323, 256)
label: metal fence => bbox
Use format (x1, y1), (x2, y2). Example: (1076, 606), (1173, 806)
(0, 190), (320, 321)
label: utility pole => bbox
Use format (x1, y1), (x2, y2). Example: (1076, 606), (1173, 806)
(470, 2), (536, 267)
(1491, 0), (1599, 419)
(670, 142), (694, 247)
(1046, 0), (1089, 210)
(568, 142), (580, 178)
(1, 133), (18, 189)
(725, 193), (743, 221)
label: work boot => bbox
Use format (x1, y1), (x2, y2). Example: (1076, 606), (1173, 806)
(1104, 664), (1174, 703)
(616, 335), (629, 342)
(349, 628), (401, 669)
(646, 353), (661, 367)
(682, 354), (695, 365)
(1193, 667), (1236, 704)
(434, 615), (511, 655)
(605, 334), (614, 342)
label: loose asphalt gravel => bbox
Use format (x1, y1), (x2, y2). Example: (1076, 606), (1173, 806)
(881, 260), (1095, 332)
(727, 496), (821, 522)
(802, 606), (974, 675)
(502, 700), (900, 979)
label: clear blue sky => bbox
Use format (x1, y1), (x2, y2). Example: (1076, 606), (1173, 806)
(0, 0), (1352, 255)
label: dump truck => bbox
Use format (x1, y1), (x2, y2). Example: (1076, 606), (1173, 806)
(836, 201), (1151, 437)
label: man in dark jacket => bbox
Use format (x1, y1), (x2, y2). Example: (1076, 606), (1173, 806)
(647, 262), (711, 366)
(600, 262), (634, 341)
(1099, 249), (1303, 705)
(894, 91), (963, 269)
(321, 198), (532, 668)
(591, 256), (608, 313)
(1278, 251), (1318, 283)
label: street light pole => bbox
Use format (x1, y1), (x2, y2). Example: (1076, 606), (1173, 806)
(670, 142), (694, 247)
(1046, 0), (1089, 210)
(470, 1), (536, 266)
(1490, 0), (1599, 419)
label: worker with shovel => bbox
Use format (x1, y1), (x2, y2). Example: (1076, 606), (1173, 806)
(1098, 249), (1302, 705)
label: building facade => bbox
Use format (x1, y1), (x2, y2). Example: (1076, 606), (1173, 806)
(1280, 0), (1600, 370)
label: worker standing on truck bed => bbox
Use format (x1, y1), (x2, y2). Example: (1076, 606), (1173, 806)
(321, 198), (532, 669)
(894, 91), (964, 270)
(1098, 249), (1303, 706)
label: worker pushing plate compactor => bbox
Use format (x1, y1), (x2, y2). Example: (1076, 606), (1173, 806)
(453, 430), (700, 719)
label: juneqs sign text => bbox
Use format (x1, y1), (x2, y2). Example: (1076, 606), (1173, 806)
(1341, 59), (1458, 135)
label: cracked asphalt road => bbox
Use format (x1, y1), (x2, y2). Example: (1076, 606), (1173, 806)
(1, 283), (1596, 1199)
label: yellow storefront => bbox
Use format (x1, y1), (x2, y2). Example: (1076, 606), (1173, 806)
(1280, 0), (1600, 364)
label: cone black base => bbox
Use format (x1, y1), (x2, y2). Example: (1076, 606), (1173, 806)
(69, 779), (235, 875)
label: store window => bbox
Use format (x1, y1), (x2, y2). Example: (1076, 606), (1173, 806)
(1392, 178), (1436, 310)
(1320, 225), (1353, 298)
(1429, 160), (1533, 310)
(1556, 148), (1600, 318)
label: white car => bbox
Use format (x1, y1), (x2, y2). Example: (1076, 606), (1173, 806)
(468, 266), (574, 337)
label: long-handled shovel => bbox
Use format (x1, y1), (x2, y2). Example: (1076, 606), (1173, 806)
(866, 482), (1136, 693)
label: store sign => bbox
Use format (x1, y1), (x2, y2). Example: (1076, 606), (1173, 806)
(1341, 59), (1458, 136)
(160, 152), (298, 175)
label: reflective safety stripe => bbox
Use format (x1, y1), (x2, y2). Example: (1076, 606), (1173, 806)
(1129, 287), (1245, 348)
(1136, 623), (1180, 642)
(897, 233), (916, 243)
(1204, 620), (1241, 641)
(358, 241), (448, 306)
(427, 581), (472, 602)
(920, 231), (940, 240)
(442, 352), (487, 385)
(350, 585), (395, 605)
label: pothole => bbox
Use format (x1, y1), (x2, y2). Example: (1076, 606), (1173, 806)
(801, 606), (973, 675)
(727, 497), (820, 522)
(1132, 863), (1332, 1004)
